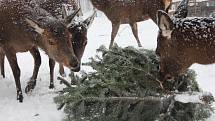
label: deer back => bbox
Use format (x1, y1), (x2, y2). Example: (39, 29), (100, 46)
(91, 0), (171, 23)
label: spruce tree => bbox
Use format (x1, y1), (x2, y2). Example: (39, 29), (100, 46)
(55, 45), (214, 121)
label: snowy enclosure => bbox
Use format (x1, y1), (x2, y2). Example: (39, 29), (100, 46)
(0, 1), (215, 121)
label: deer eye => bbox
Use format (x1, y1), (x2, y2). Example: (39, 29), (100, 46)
(48, 39), (57, 45)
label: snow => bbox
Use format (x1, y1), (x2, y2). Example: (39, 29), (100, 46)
(174, 92), (212, 104)
(0, 12), (215, 121)
(0, 52), (65, 121)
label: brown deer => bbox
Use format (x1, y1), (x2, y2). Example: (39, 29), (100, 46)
(90, 0), (172, 48)
(42, 0), (95, 88)
(28, 0), (85, 89)
(49, 13), (95, 88)
(156, 9), (215, 81)
(33, 0), (95, 88)
(36, 0), (95, 88)
(0, 0), (79, 102)
(0, 0), (94, 89)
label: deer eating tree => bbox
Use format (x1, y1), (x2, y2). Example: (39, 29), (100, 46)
(156, 0), (215, 81)
(90, 0), (172, 48)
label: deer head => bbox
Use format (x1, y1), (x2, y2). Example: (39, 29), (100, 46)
(62, 5), (96, 71)
(46, 3), (95, 71)
(156, 10), (177, 80)
(26, 14), (80, 70)
(70, 12), (96, 60)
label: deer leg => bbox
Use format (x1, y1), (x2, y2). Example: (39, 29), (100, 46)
(49, 58), (55, 89)
(25, 47), (41, 93)
(109, 22), (120, 49)
(59, 64), (66, 77)
(129, 22), (142, 47)
(0, 51), (5, 78)
(5, 51), (23, 102)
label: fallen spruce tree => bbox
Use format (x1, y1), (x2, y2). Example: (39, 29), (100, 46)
(55, 45), (214, 121)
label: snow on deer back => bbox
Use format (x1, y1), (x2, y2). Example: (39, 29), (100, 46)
(156, 10), (215, 81)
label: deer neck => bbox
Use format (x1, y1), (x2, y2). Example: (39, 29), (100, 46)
(34, 33), (49, 53)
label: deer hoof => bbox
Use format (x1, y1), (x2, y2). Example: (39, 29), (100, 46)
(138, 43), (142, 47)
(17, 92), (23, 102)
(25, 81), (36, 93)
(49, 83), (54, 89)
(2, 74), (5, 78)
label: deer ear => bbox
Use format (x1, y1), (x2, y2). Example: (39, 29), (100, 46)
(157, 10), (173, 38)
(62, 4), (81, 24)
(25, 18), (44, 35)
(66, 8), (81, 23)
(173, 0), (189, 18)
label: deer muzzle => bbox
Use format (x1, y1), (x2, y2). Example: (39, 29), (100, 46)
(63, 55), (80, 71)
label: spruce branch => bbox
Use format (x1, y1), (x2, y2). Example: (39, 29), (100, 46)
(75, 96), (162, 102)
(105, 50), (130, 59)
(106, 64), (164, 89)
(166, 96), (176, 115)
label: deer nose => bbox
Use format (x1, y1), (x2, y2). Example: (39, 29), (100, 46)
(159, 71), (173, 82)
(165, 74), (173, 80)
(71, 61), (79, 68)
(69, 57), (80, 71)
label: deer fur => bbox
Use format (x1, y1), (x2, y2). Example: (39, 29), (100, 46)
(0, 0), (94, 89)
(156, 10), (215, 81)
(0, 0), (79, 102)
(90, 0), (172, 48)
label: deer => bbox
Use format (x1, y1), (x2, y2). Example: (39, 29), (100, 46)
(90, 0), (172, 48)
(0, 0), (80, 102)
(40, 0), (95, 88)
(156, 0), (215, 82)
(32, 0), (95, 88)
(48, 10), (96, 88)
(0, 0), (95, 89)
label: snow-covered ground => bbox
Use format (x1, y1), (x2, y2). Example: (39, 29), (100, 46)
(0, 13), (215, 121)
